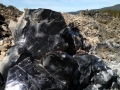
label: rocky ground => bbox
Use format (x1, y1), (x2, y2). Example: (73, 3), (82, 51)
(0, 3), (23, 23)
(62, 12), (120, 63)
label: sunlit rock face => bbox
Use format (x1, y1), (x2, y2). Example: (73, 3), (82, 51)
(0, 8), (120, 90)
(0, 3), (23, 23)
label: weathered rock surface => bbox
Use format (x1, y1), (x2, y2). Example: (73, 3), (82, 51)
(79, 10), (99, 17)
(0, 8), (119, 90)
(62, 12), (120, 64)
(0, 3), (23, 23)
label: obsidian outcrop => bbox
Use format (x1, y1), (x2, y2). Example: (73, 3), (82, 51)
(0, 8), (120, 90)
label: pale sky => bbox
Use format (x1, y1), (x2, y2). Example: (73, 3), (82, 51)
(0, 0), (120, 12)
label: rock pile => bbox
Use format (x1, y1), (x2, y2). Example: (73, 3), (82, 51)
(62, 12), (120, 64)
(0, 3), (23, 23)
(94, 12), (113, 24)
(79, 10), (99, 17)
(0, 8), (120, 90)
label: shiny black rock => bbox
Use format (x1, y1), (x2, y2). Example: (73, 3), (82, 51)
(14, 8), (67, 59)
(73, 54), (120, 90)
(60, 27), (90, 55)
(5, 56), (66, 90)
(41, 51), (78, 86)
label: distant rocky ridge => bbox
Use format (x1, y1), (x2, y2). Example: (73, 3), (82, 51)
(69, 4), (120, 14)
(100, 4), (120, 11)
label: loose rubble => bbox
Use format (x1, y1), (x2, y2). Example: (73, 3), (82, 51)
(0, 3), (23, 23)
(62, 12), (120, 64)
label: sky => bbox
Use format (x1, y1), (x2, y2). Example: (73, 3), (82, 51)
(0, 0), (120, 12)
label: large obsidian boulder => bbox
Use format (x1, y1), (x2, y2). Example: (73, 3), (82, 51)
(5, 56), (66, 90)
(14, 8), (68, 59)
